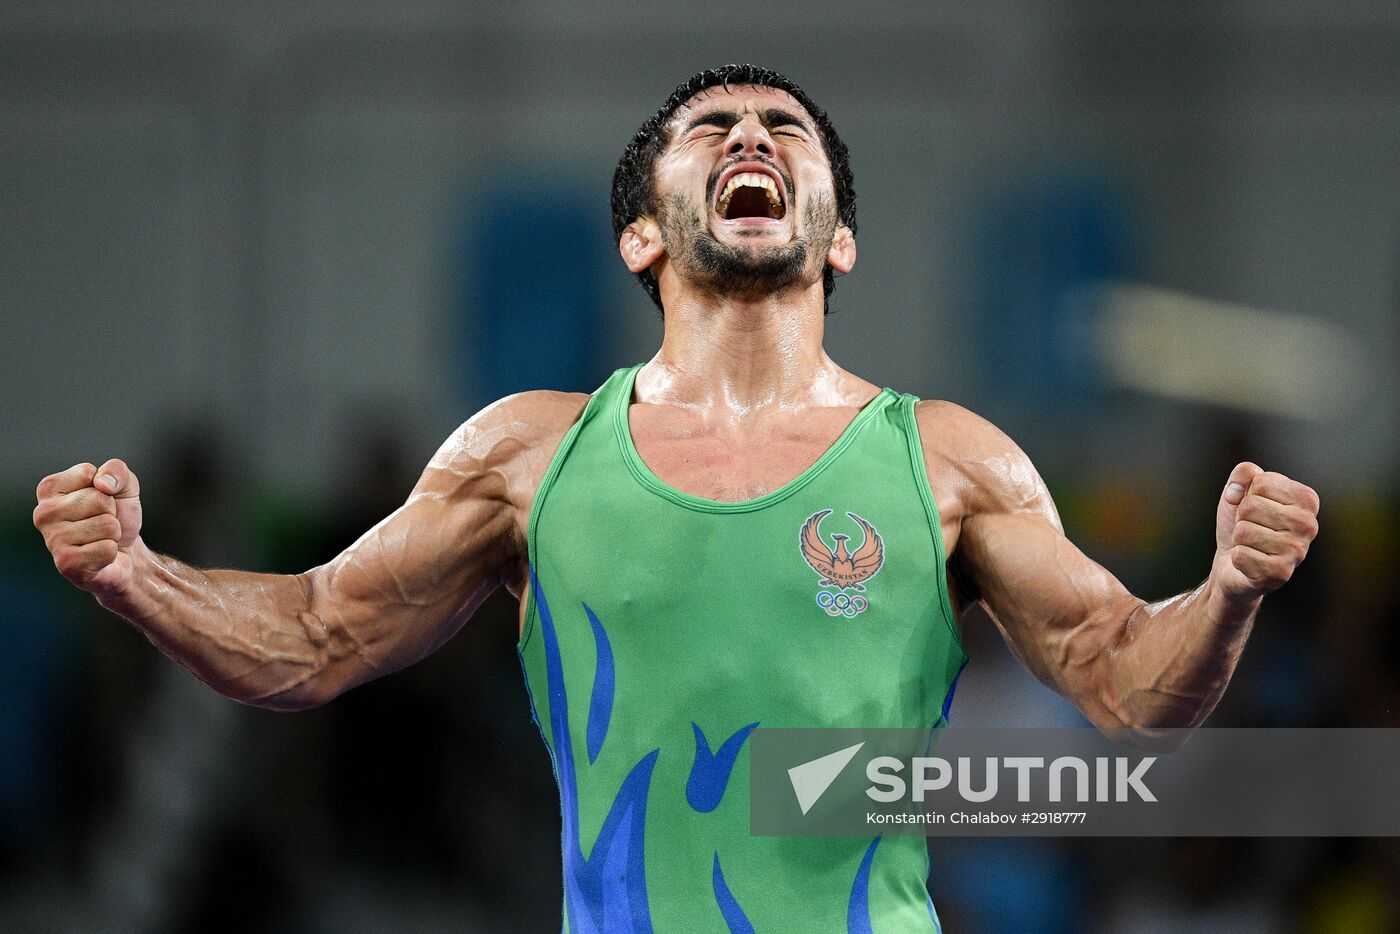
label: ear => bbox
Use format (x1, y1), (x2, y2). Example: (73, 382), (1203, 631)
(620, 219), (666, 274)
(826, 223), (856, 274)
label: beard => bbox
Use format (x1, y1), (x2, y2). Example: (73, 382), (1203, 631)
(655, 186), (839, 301)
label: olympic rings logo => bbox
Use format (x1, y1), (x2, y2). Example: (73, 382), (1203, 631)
(816, 589), (870, 618)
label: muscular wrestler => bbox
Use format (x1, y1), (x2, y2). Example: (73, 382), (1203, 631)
(34, 65), (1319, 931)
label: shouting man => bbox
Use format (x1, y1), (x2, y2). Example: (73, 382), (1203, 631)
(34, 65), (1319, 931)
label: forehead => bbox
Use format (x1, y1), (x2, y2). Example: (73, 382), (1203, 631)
(668, 84), (814, 129)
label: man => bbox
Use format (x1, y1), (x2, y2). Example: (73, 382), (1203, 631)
(34, 65), (1319, 931)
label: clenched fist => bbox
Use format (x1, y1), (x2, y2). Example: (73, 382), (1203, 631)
(33, 459), (143, 600)
(1211, 461), (1320, 609)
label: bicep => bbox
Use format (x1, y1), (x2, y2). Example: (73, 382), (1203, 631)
(952, 441), (1141, 726)
(302, 419), (521, 698)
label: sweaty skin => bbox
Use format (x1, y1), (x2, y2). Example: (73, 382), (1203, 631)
(34, 84), (1319, 746)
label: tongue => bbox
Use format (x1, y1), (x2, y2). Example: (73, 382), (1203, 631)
(722, 186), (777, 220)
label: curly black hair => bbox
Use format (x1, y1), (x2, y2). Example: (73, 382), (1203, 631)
(610, 64), (856, 316)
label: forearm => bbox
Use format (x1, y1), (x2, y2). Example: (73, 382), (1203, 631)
(1104, 577), (1260, 735)
(97, 537), (330, 710)
(940, 411), (1317, 746)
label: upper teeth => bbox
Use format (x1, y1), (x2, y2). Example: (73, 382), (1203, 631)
(718, 172), (782, 206)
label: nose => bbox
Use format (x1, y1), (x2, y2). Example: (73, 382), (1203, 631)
(725, 114), (774, 157)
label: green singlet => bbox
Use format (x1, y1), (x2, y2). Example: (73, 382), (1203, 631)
(518, 363), (968, 933)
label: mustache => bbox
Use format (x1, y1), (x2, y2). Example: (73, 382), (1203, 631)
(705, 156), (796, 205)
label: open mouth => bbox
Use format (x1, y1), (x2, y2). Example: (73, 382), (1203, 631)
(714, 170), (787, 221)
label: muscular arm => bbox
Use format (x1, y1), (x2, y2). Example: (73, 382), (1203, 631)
(918, 402), (1319, 745)
(38, 391), (587, 711)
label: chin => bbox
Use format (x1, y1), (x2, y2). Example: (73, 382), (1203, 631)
(722, 218), (799, 246)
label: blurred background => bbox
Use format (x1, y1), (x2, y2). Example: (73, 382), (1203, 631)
(2, 1), (1398, 931)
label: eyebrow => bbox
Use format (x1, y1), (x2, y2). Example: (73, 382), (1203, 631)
(680, 107), (815, 139)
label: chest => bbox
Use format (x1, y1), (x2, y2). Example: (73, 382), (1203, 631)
(627, 404), (864, 502)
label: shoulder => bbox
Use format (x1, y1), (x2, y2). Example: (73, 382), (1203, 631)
(911, 399), (1060, 529)
(476, 389), (592, 438)
(433, 389), (591, 468)
(417, 389), (593, 574)
(911, 399), (1025, 476)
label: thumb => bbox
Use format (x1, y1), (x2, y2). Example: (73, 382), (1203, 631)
(95, 458), (140, 499)
(1215, 461), (1263, 549)
(95, 458), (143, 549)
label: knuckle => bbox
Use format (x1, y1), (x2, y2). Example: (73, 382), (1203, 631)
(78, 489), (108, 514)
(1239, 563), (1267, 587)
(72, 515), (99, 539)
(53, 550), (78, 578)
(46, 523), (71, 549)
(42, 507), (67, 532)
(1231, 548), (1259, 574)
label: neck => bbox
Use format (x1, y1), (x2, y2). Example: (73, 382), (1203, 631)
(644, 277), (848, 415)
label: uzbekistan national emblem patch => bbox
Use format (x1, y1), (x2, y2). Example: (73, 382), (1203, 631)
(799, 509), (885, 617)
